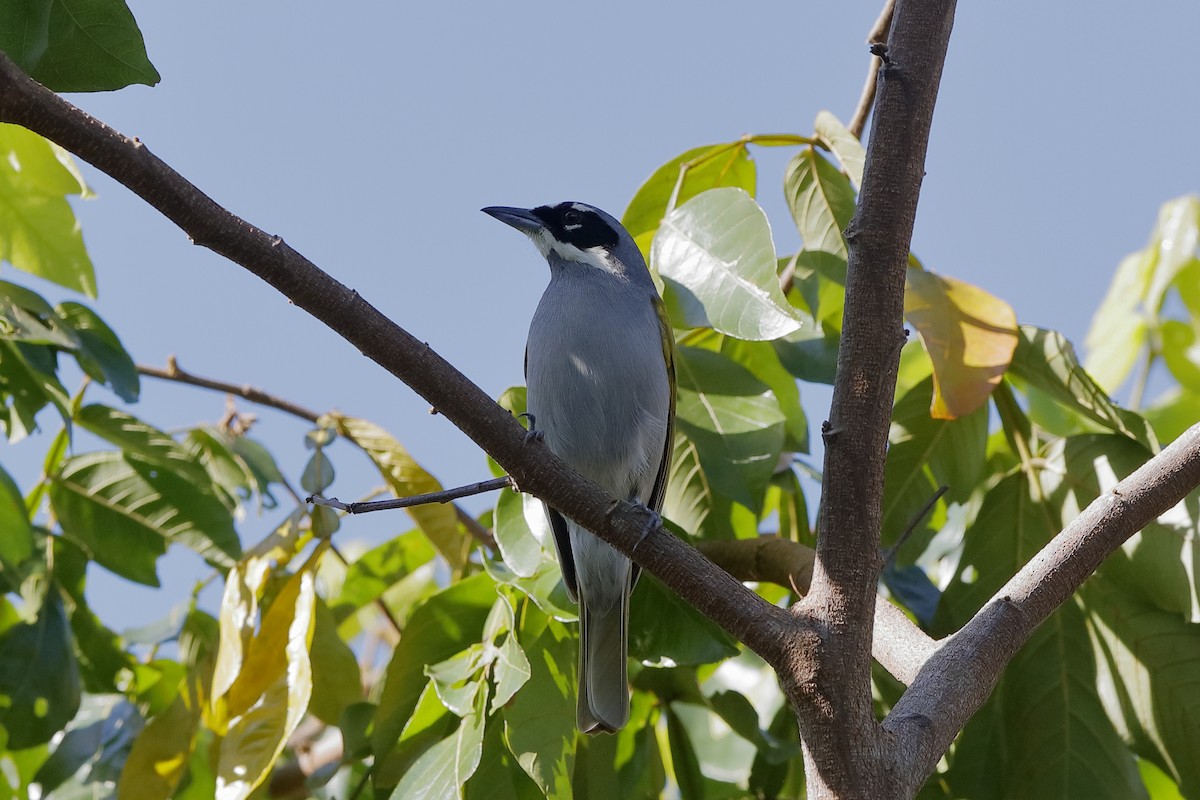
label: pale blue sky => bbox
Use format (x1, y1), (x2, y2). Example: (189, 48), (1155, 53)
(6, 1), (1199, 625)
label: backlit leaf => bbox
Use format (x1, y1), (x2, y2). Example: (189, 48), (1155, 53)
(814, 111), (865, 189)
(652, 187), (801, 340)
(784, 146), (856, 258)
(903, 268), (1018, 419)
(0, 124), (95, 296)
(505, 616), (576, 798)
(624, 143), (756, 256)
(334, 414), (468, 569)
(674, 346), (785, 514)
(216, 551), (321, 800)
(1010, 326), (1158, 451)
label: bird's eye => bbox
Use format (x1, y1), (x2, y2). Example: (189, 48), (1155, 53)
(563, 209), (583, 226)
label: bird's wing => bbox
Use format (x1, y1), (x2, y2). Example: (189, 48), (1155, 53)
(630, 295), (676, 590)
(648, 294), (676, 516)
(526, 343), (579, 602)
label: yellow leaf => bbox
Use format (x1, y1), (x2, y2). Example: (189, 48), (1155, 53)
(904, 269), (1018, 419)
(331, 414), (468, 569)
(118, 681), (201, 800)
(215, 545), (323, 800)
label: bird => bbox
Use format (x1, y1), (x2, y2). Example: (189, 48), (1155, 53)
(483, 201), (675, 733)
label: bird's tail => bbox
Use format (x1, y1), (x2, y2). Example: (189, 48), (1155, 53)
(577, 585), (630, 734)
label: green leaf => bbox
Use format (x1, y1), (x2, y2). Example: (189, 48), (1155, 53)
(1085, 195), (1200, 391)
(57, 302), (139, 401)
(674, 346), (786, 514)
(572, 691), (665, 798)
(1053, 435), (1197, 618)
(308, 597), (363, 725)
(186, 427), (279, 512)
(628, 575), (739, 667)
(76, 404), (207, 483)
(1010, 326), (1158, 451)
(390, 681), (488, 800)
(334, 414), (468, 570)
(623, 143), (756, 255)
(505, 616), (577, 798)
(662, 433), (731, 541)
(0, 589), (81, 748)
(882, 377), (988, 561)
(216, 555), (319, 800)
(492, 628), (533, 712)
(665, 704), (706, 800)
(0, 463), (33, 570)
(31, 693), (139, 797)
(300, 448), (335, 495)
(1160, 319), (1200, 393)
(937, 443), (1150, 799)
(464, 715), (543, 800)
(720, 337), (809, 452)
(1086, 577), (1200, 797)
(0, 339), (70, 441)
(494, 488), (547, 579)
(1145, 388), (1200, 445)
(372, 574), (497, 779)
(0, 0), (160, 92)
(50, 451), (241, 585)
(814, 111), (865, 189)
(427, 645), (487, 717)
(484, 556), (577, 623)
(784, 146), (857, 258)
(329, 529), (437, 623)
(0, 124), (95, 296)
(904, 268), (1018, 419)
(652, 187), (801, 340)
(0, 279), (76, 346)
(118, 682), (200, 800)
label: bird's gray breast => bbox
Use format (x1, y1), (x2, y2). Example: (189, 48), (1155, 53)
(525, 273), (670, 502)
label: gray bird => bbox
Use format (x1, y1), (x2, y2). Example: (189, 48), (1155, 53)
(483, 201), (675, 733)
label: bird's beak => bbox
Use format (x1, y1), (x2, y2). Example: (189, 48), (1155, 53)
(482, 206), (545, 236)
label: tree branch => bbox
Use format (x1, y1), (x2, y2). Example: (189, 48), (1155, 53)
(794, 0), (958, 794)
(0, 52), (800, 668)
(847, 0), (896, 139)
(139, 357), (323, 423)
(138, 358), (500, 551)
(699, 537), (937, 685)
(885, 420), (1200, 790)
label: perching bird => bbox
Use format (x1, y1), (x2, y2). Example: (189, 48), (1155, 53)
(483, 202), (675, 734)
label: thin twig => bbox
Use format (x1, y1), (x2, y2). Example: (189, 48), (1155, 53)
(883, 484), (949, 567)
(139, 357), (323, 422)
(140, 357), (499, 549)
(847, 0), (897, 139)
(308, 476), (513, 514)
(455, 505), (497, 550)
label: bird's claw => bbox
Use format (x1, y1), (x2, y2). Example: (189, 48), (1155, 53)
(633, 504), (662, 551)
(517, 412), (544, 444)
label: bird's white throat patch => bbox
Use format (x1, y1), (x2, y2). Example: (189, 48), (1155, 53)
(530, 228), (620, 276)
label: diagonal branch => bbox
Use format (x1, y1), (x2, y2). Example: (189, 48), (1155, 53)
(0, 51), (800, 668)
(886, 420), (1200, 789)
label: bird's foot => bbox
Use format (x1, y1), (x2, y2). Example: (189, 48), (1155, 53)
(631, 503), (662, 552)
(517, 412), (544, 445)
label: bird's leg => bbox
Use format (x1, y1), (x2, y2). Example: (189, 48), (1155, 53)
(629, 500), (662, 552)
(517, 411), (543, 444)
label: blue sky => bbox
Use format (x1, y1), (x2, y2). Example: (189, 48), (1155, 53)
(6, 0), (1199, 625)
